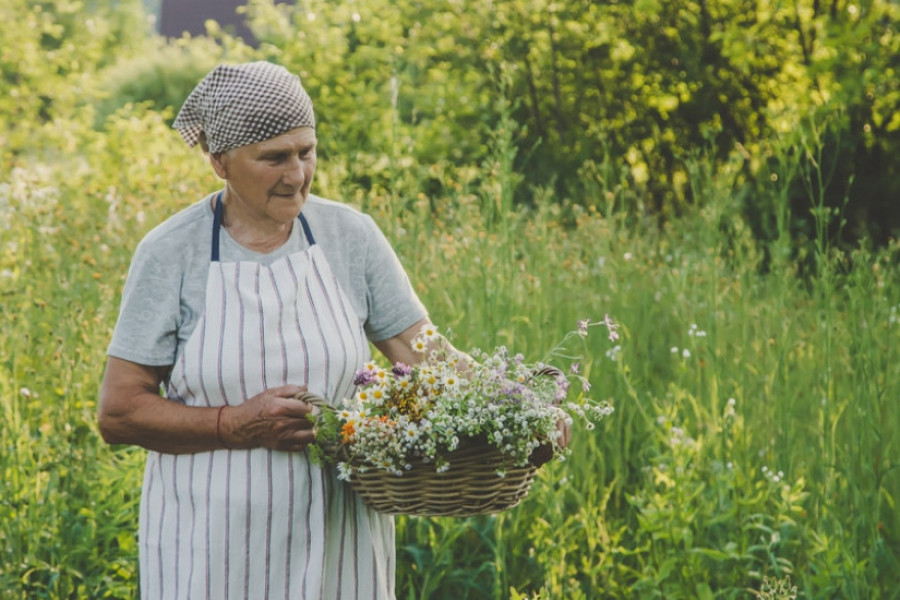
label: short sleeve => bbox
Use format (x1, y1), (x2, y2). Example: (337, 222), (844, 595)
(361, 216), (428, 342)
(107, 240), (183, 366)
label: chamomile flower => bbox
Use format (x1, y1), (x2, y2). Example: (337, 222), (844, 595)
(419, 323), (440, 340)
(411, 337), (428, 353)
(403, 422), (419, 441)
(442, 373), (461, 390)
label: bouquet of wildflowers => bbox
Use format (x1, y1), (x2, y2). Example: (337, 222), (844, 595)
(310, 318), (617, 480)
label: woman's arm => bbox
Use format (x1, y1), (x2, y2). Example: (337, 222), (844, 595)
(373, 317), (470, 367)
(97, 356), (318, 454)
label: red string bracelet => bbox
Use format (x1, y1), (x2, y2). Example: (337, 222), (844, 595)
(216, 405), (230, 448)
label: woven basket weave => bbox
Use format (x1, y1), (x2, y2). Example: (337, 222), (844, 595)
(345, 439), (539, 517)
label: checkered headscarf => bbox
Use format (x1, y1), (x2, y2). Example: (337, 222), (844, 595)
(173, 61), (315, 154)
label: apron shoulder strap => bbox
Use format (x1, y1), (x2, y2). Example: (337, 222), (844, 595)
(298, 213), (316, 246)
(211, 191), (224, 262)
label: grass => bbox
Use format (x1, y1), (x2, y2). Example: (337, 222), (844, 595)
(2, 97), (900, 600)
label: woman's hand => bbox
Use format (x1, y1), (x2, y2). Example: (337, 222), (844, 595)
(219, 385), (319, 452)
(530, 418), (572, 467)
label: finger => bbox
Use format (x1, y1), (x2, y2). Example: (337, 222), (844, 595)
(277, 399), (321, 421)
(270, 384), (308, 399)
(279, 430), (317, 452)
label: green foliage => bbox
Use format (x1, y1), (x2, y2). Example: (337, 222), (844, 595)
(0, 0), (148, 152)
(92, 36), (241, 126)
(239, 0), (900, 246)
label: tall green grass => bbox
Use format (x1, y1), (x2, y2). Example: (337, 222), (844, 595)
(2, 101), (899, 599)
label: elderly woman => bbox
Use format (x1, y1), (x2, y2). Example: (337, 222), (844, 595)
(98, 61), (430, 599)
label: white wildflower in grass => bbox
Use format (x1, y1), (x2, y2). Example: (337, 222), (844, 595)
(309, 320), (618, 475)
(724, 397), (736, 419)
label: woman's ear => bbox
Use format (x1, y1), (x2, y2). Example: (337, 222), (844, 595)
(209, 152), (228, 180)
(199, 131), (227, 179)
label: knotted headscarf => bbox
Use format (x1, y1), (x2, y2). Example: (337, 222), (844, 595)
(173, 61), (315, 154)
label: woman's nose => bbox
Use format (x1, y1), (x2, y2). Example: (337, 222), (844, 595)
(282, 157), (306, 186)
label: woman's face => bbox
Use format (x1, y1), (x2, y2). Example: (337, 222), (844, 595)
(211, 127), (317, 227)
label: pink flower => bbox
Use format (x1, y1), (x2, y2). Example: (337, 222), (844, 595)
(577, 319), (590, 337)
(603, 314), (620, 342)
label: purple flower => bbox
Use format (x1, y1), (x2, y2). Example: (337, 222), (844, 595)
(391, 362), (413, 377)
(570, 362), (581, 375)
(582, 380), (592, 392)
(353, 370), (376, 386)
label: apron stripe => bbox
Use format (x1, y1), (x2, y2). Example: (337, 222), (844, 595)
(235, 263), (250, 405)
(254, 265), (267, 392)
(301, 458), (314, 597)
(215, 267), (228, 407)
(242, 452), (251, 598)
(172, 455), (182, 599)
(224, 449), (232, 600)
(186, 454), (197, 598)
(268, 265), (289, 386)
(283, 450), (295, 598)
(204, 451), (213, 597)
(157, 457), (167, 597)
(286, 256), (311, 387)
(310, 257), (349, 400)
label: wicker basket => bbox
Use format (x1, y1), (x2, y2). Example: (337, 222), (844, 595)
(345, 439), (540, 517)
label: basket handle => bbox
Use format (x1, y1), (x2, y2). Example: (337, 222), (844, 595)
(528, 366), (569, 467)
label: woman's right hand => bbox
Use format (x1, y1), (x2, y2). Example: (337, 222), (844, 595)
(219, 385), (320, 452)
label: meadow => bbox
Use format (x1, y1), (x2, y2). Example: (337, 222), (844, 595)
(2, 1), (900, 598)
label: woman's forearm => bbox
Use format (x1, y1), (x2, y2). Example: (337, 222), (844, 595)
(98, 358), (227, 453)
(98, 356), (317, 454)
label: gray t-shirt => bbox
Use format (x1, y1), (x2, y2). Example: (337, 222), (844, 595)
(108, 193), (427, 367)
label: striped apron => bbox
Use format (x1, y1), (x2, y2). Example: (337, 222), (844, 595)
(138, 197), (396, 599)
